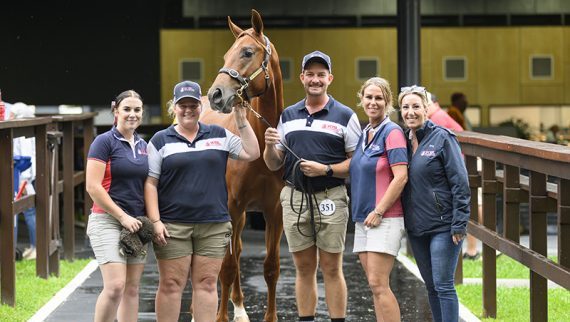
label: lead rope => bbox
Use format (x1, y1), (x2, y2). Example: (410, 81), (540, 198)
(236, 95), (321, 241)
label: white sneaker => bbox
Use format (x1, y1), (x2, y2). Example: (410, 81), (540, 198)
(22, 247), (33, 258)
(24, 247), (36, 260)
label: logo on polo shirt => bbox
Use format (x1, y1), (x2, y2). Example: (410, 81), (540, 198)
(321, 123), (341, 133)
(370, 144), (381, 152)
(138, 147), (148, 155)
(205, 139), (223, 147)
(421, 150), (436, 157)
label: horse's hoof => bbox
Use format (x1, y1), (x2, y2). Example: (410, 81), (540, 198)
(233, 316), (250, 322)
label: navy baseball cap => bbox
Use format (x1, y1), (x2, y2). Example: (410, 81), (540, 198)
(301, 51), (332, 72)
(173, 81), (202, 104)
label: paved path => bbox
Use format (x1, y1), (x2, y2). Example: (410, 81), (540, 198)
(43, 229), (434, 322)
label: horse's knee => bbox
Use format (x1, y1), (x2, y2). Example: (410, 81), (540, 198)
(263, 258), (279, 280)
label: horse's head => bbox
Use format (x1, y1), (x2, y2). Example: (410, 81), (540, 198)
(208, 9), (273, 114)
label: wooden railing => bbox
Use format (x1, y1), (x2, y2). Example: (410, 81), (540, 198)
(0, 113), (95, 306)
(456, 131), (570, 321)
(51, 114), (96, 260)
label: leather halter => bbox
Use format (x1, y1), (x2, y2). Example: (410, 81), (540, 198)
(218, 32), (272, 102)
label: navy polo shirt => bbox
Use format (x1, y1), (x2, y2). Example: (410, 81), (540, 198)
(147, 123), (242, 223)
(87, 127), (148, 217)
(276, 95), (361, 191)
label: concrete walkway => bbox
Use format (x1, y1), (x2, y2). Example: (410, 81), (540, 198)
(38, 229), (435, 322)
(29, 228), (561, 322)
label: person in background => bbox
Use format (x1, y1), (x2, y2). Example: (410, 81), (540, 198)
(145, 81), (259, 322)
(447, 92), (471, 131)
(350, 77), (408, 322)
(400, 85), (470, 322)
(86, 90), (148, 322)
(11, 102), (37, 260)
(426, 93), (463, 133)
(264, 51), (361, 322)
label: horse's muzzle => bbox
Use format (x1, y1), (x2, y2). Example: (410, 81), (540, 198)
(207, 87), (234, 114)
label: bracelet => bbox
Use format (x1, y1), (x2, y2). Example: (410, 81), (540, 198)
(373, 209), (383, 219)
(152, 219), (161, 223)
(238, 124), (247, 130)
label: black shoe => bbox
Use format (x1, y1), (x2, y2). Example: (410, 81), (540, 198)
(463, 251), (480, 260)
(15, 247), (23, 261)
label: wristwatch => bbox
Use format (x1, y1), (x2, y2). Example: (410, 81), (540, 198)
(325, 164), (334, 177)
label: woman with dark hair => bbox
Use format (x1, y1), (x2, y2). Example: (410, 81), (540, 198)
(399, 85), (470, 322)
(86, 90), (148, 322)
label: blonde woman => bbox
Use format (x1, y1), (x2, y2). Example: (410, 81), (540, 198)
(399, 85), (470, 322)
(349, 77), (408, 322)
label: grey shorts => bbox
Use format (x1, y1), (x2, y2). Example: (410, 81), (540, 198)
(280, 185), (349, 253)
(86, 212), (148, 265)
(153, 221), (232, 260)
(353, 218), (405, 256)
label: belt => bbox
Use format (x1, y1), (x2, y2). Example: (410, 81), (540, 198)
(285, 181), (343, 193)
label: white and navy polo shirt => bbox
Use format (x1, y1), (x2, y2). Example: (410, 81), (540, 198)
(349, 118), (408, 222)
(87, 127), (148, 217)
(276, 95), (361, 191)
(147, 123), (242, 223)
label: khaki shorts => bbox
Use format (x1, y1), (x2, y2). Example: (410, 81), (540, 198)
(87, 212), (148, 265)
(280, 185), (349, 253)
(153, 221), (232, 260)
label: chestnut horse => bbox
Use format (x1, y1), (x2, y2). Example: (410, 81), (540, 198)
(200, 9), (284, 322)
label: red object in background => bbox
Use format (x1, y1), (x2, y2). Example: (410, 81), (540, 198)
(0, 89), (5, 120)
(16, 180), (27, 200)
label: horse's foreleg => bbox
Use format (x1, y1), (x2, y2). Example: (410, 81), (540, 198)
(216, 208), (248, 322)
(263, 201), (283, 322)
(217, 248), (235, 322)
(230, 214), (249, 322)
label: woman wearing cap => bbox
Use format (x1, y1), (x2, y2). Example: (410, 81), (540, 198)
(399, 86), (470, 322)
(349, 77), (408, 322)
(85, 90), (148, 322)
(145, 80), (260, 321)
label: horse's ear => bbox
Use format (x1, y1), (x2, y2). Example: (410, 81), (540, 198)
(251, 9), (264, 35)
(228, 16), (243, 38)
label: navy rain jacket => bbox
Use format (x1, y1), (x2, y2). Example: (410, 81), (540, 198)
(402, 120), (470, 236)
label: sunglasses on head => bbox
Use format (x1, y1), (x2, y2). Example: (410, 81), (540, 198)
(400, 85), (426, 95)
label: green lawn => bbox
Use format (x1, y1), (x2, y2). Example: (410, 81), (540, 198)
(457, 284), (570, 322)
(0, 259), (92, 322)
(462, 256), (558, 279)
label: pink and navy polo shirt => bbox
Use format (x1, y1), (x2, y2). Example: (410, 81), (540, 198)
(87, 127), (148, 217)
(349, 118), (408, 222)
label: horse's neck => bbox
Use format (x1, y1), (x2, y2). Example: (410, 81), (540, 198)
(250, 80), (282, 127)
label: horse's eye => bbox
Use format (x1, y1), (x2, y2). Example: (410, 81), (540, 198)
(242, 49), (254, 58)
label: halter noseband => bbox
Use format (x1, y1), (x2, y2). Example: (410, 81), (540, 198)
(218, 33), (272, 103)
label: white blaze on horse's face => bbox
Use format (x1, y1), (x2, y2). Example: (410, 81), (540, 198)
(208, 35), (268, 114)
(208, 10), (269, 115)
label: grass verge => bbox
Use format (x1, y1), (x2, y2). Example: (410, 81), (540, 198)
(0, 259), (92, 322)
(457, 284), (570, 321)
(462, 256), (558, 279)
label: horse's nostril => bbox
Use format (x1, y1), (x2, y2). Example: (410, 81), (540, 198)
(212, 88), (223, 105)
